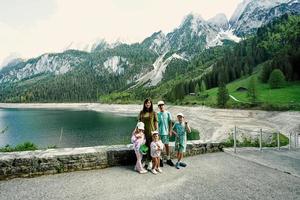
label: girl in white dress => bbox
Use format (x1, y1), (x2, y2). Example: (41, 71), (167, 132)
(150, 131), (164, 174)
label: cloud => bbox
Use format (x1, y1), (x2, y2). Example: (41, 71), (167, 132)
(0, 0), (57, 28)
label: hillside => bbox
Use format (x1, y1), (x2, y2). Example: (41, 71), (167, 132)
(182, 70), (300, 110)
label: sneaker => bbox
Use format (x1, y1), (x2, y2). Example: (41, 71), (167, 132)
(151, 169), (158, 175)
(160, 159), (164, 167)
(147, 162), (153, 171)
(156, 168), (163, 173)
(175, 162), (180, 169)
(139, 169), (148, 174)
(166, 159), (175, 166)
(179, 162), (187, 167)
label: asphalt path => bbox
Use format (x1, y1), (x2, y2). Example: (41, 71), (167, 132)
(0, 152), (299, 200)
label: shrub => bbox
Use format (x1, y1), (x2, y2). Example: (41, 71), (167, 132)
(217, 82), (229, 108)
(0, 142), (38, 152)
(268, 69), (286, 89)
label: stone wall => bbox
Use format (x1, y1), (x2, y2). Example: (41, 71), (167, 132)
(0, 141), (223, 180)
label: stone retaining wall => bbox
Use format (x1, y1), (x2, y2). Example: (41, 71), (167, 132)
(0, 142), (223, 180)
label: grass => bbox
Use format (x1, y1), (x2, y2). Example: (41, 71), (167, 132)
(181, 72), (300, 110)
(0, 142), (38, 152)
(222, 133), (289, 148)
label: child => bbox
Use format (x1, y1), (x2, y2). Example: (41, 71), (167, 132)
(150, 131), (164, 174)
(131, 122), (147, 174)
(157, 100), (174, 167)
(172, 113), (191, 169)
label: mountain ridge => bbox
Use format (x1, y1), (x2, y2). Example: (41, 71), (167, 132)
(0, 1), (299, 102)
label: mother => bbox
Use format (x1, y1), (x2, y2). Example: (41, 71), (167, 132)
(138, 98), (158, 170)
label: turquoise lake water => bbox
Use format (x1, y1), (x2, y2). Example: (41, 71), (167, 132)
(0, 108), (137, 148)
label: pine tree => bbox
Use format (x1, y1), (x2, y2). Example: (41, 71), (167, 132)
(217, 82), (229, 108)
(194, 83), (200, 96)
(200, 80), (206, 92)
(260, 62), (272, 83)
(247, 76), (258, 104)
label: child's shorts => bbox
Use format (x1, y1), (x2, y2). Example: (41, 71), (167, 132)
(160, 135), (169, 144)
(175, 135), (187, 153)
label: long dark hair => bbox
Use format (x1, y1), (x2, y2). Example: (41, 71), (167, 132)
(142, 98), (153, 113)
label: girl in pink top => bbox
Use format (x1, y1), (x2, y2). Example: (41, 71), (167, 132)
(131, 122), (147, 174)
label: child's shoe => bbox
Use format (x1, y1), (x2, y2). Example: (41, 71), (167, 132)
(139, 169), (148, 174)
(147, 162), (153, 171)
(160, 159), (164, 167)
(166, 159), (175, 166)
(175, 162), (180, 169)
(156, 168), (163, 173)
(179, 162), (187, 167)
(151, 169), (158, 175)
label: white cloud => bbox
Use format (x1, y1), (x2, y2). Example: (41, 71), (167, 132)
(0, 0), (242, 66)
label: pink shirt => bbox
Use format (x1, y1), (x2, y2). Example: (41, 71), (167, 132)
(131, 130), (146, 152)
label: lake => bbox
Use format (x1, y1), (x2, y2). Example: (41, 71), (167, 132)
(0, 108), (137, 148)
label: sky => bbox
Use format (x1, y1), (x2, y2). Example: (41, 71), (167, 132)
(0, 0), (242, 67)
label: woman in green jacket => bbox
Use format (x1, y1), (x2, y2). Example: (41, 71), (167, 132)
(138, 98), (158, 170)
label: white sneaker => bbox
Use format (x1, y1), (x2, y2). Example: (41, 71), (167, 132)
(147, 162), (153, 171)
(151, 169), (158, 175)
(156, 168), (162, 173)
(139, 169), (148, 174)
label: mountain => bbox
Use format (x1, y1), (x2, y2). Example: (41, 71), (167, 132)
(208, 13), (229, 31)
(0, 50), (89, 84)
(230, 0), (300, 36)
(0, 0), (299, 102)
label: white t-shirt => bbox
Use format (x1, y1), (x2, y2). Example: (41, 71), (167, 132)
(150, 140), (164, 158)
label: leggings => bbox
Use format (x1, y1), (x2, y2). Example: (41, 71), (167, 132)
(134, 150), (143, 172)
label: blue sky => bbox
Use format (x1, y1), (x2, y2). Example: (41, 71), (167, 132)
(0, 0), (241, 66)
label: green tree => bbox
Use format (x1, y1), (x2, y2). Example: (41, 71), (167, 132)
(174, 83), (185, 100)
(194, 83), (200, 95)
(247, 76), (258, 104)
(268, 69), (286, 89)
(200, 80), (207, 92)
(260, 62), (272, 83)
(217, 82), (229, 108)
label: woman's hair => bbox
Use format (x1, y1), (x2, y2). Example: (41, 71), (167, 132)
(142, 98), (153, 113)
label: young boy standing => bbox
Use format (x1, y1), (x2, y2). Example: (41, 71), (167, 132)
(157, 101), (174, 167)
(172, 113), (191, 169)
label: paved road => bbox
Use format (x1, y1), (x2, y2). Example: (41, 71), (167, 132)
(0, 152), (299, 200)
(225, 148), (300, 178)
